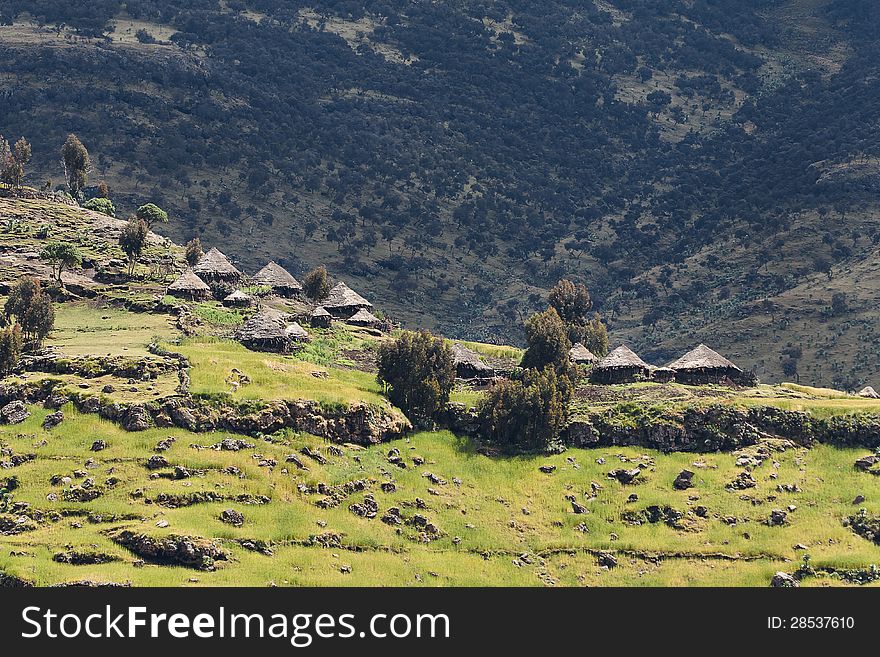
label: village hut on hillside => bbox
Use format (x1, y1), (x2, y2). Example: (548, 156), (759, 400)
(222, 290), (254, 308)
(451, 342), (495, 380)
(346, 308), (381, 328)
(322, 282), (373, 318)
(235, 307), (304, 353)
(252, 261), (303, 297)
(166, 269), (211, 301)
(857, 386), (880, 399)
(310, 306), (332, 329)
(192, 247), (242, 283)
(667, 344), (743, 385)
(285, 321), (310, 343)
(591, 345), (652, 384)
(650, 367), (676, 383)
(569, 343), (597, 366)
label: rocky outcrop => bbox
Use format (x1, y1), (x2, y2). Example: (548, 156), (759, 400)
(111, 531), (228, 570)
(0, 401), (30, 425)
(563, 404), (880, 453)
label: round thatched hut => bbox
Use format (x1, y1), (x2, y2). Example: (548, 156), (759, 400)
(222, 290), (254, 308)
(857, 386), (880, 399)
(310, 306), (332, 329)
(252, 262), (303, 297)
(285, 322), (310, 343)
(323, 282), (373, 318)
(591, 345), (652, 384)
(569, 342), (597, 366)
(650, 367), (676, 383)
(346, 308), (381, 328)
(667, 344), (743, 385)
(451, 342), (495, 380)
(193, 247), (242, 283)
(236, 307), (296, 353)
(166, 269), (211, 301)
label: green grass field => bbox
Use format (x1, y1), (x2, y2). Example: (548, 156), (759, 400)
(172, 337), (386, 407)
(2, 405), (879, 586)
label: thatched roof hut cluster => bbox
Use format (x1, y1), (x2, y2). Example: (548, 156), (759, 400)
(569, 343), (597, 365)
(192, 247), (242, 283)
(252, 262), (303, 297)
(310, 306), (332, 328)
(451, 343), (495, 380)
(235, 307), (309, 353)
(323, 282), (373, 319)
(590, 343), (749, 386)
(166, 269), (212, 300)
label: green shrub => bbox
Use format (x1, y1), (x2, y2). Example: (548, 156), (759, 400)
(83, 197), (116, 217)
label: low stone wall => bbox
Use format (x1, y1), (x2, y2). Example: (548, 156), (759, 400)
(0, 381), (410, 446)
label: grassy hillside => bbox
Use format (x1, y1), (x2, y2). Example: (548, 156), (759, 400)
(1, 1), (879, 385)
(3, 407), (880, 587)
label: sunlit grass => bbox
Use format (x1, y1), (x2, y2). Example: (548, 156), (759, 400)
(49, 302), (177, 357)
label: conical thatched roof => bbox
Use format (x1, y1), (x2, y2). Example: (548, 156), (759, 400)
(569, 342), (597, 364)
(347, 308), (380, 325)
(311, 306), (331, 318)
(235, 307), (288, 341)
(857, 386), (880, 399)
(596, 345), (651, 370)
(252, 261), (302, 291)
(285, 322), (309, 341)
(667, 344), (741, 372)
(193, 247), (241, 278)
(451, 343), (494, 375)
(167, 269), (210, 293)
(323, 282), (372, 310)
(223, 290), (253, 304)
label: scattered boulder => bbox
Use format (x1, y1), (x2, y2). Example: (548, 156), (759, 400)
(219, 509), (245, 527)
(673, 469), (695, 490)
(539, 465), (556, 474)
(1, 401), (29, 425)
(570, 499), (589, 515)
(854, 454), (880, 472)
(90, 440), (108, 452)
(42, 411), (64, 430)
(146, 455), (170, 470)
(608, 468), (641, 485)
(155, 437), (176, 452)
(349, 494), (379, 519)
(771, 572), (799, 588)
(121, 405), (151, 431)
(727, 471), (757, 490)
(596, 551), (617, 569)
(52, 551), (117, 565)
(853, 494), (866, 505)
(767, 509), (788, 526)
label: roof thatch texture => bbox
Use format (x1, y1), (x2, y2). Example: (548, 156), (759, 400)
(857, 386), (880, 399)
(223, 290), (253, 304)
(235, 307), (289, 341)
(285, 322), (309, 341)
(252, 262), (302, 292)
(451, 343), (494, 376)
(596, 345), (651, 370)
(167, 269), (211, 294)
(569, 342), (597, 364)
(193, 247), (242, 279)
(347, 308), (381, 326)
(311, 306), (331, 318)
(667, 344), (741, 372)
(323, 282), (372, 311)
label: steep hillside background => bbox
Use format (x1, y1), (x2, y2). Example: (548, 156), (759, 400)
(1, 0), (878, 387)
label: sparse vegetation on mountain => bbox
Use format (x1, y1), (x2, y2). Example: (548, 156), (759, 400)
(39, 241), (82, 283)
(136, 202), (169, 230)
(59, 133), (90, 199)
(184, 237), (204, 266)
(4, 277), (54, 345)
(377, 330), (455, 424)
(303, 265), (330, 301)
(119, 216), (149, 277)
(83, 197), (116, 217)
(478, 366), (572, 452)
(0, 324), (23, 375)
